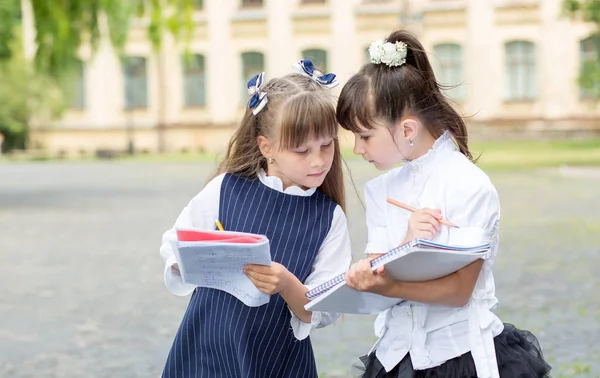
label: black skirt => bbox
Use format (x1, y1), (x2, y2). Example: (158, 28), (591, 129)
(357, 324), (552, 378)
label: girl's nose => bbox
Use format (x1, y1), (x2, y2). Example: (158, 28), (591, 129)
(353, 141), (364, 155)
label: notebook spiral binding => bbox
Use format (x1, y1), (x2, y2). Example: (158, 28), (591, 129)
(306, 240), (418, 300)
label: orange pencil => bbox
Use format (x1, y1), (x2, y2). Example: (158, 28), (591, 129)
(386, 198), (459, 228)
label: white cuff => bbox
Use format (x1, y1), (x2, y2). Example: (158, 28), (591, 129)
(164, 257), (196, 297)
(288, 307), (323, 340)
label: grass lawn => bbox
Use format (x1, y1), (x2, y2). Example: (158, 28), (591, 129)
(2, 139), (600, 170)
(340, 138), (600, 170)
(343, 139), (600, 170)
(468, 139), (600, 169)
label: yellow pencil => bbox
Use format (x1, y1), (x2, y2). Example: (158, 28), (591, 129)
(215, 219), (225, 231)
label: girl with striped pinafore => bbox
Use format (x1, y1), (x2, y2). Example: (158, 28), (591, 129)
(159, 60), (352, 378)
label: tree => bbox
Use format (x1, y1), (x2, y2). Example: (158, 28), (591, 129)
(0, 29), (64, 151)
(0, 0), (20, 60)
(0, 63), (64, 152)
(564, 0), (600, 24)
(0, 0), (196, 152)
(1, 0), (196, 77)
(564, 0), (600, 101)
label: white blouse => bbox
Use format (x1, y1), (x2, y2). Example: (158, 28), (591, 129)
(364, 132), (504, 378)
(159, 170), (352, 341)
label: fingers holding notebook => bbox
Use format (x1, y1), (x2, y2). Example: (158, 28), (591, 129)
(345, 257), (393, 296)
(244, 262), (291, 295)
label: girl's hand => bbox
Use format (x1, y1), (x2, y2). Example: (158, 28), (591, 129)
(404, 208), (442, 242)
(345, 258), (394, 296)
(244, 262), (291, 295)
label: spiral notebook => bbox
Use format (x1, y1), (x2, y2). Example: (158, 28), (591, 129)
(173, 229), (272, 307)
(305, 239), (490, 314)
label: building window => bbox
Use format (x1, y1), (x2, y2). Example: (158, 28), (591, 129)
(123, 56), (148, 109)
(579, 35), (600, 99)
(302, 49), (328, 72)
(433, 43), (465, 101)
(504, 41), (536, 101)
(241, 52), (265, 105)
(61, 59), (86, 109)
(183, 54), (206, 107)
(241, 0), (262, 7)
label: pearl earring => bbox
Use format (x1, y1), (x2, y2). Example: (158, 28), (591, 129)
(267, 157), (274, 164)
(409, 139), (414, 147)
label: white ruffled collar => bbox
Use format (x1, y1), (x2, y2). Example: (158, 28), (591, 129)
(258, 169), (317, 197)
(402, 130), (457, 173)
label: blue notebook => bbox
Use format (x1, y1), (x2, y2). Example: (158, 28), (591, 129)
(305, 239), (490, 314)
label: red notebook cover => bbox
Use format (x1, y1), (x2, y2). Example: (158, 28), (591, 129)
(177, 230), (264, 244)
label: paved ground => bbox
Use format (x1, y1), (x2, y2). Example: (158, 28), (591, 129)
(0, 161), (598, 378)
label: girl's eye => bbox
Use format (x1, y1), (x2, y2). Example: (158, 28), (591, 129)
(296, 150), (309, 155)
(360, 136), (370, 141)
(322, 142), (333, 149)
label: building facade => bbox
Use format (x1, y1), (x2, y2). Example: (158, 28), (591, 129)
(24, 0), (600, 156)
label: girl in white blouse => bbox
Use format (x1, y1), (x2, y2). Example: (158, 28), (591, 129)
(336, 30), (552, 378)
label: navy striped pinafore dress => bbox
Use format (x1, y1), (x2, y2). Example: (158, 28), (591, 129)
(162, 173), (337, 378)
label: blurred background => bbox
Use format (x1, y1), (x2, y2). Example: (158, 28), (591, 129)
(0, 0), (599, 377)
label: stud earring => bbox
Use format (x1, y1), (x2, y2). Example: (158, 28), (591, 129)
(267, 157), (274, 164)
(409, 139), (414, 147)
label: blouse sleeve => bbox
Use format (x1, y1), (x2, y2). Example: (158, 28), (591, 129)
(159, 173), (226, 296)
(288, 205), (352, 340)
(364, 178), (390, 254)
(443, 176), (502, 378)
(444, 177), (501, 259)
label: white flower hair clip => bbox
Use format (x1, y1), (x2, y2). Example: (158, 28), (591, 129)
(368, 39), (408, 67)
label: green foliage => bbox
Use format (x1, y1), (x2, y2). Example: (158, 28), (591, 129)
(0, 0), (20, 60)
(564, 0), (600, 102)
(0, 0), (196, 151)
(564, 0), (600, 24)
(0, 59), (64, 151)
(580, 57), (600, 99)
(0, 22), (65, 151)
(1, 0), (195, 76)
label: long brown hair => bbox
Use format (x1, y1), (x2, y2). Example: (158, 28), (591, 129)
(216, 73), (346, 211)
(336, 30), (474, 161)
